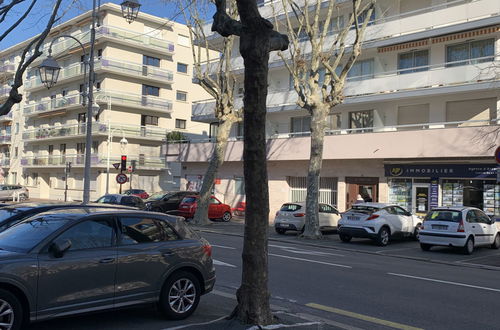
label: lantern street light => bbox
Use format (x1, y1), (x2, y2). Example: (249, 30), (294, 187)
(37, 55), (61, 89)
(121, 0), (141, 24)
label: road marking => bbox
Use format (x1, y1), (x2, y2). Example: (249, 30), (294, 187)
(269, 244), (344, 257)
(247, 322), (321, 329)
(211, 244), (237, 250)
(388, 272), (500, 293)
(306, 303), (422, 330)
(290, 312), (365, 330)
(162, 315), (227, 330)
(269, 253), (351, 268)
(213, 259), (237, 268)
(375, 247), (415, 253)
(455, 252), (500, 263)
(211, 290), (287, 311)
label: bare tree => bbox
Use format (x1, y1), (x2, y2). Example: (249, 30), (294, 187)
(0, 0), (67, 115)
(179, 0), (242, 226)
(211, 0), (288, 325)
(274, 0), (375, 238)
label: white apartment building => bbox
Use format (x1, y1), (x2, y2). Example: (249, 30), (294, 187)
(173, 0), (500, 219)
(0, 3), (211, 201)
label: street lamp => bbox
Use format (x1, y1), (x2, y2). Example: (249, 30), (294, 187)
(37, 1), (140, 203)
(105, 121), (128, 195)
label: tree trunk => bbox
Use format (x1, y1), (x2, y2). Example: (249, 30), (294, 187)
(193, 117), (236, 225)
(303, 106), (328, 239)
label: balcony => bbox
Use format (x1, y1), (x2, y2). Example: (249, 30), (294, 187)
(23, 94), (82, 117)
(0, 134), (11, 145)
(0, 113), (13, 122)
(96, 58), (174, 84)
(25, 62), (84, 91)
(0, 158), (10, 167)
(0, 84), (10, 100)
(166, 120), (499, 163)
(0, 63), (15, 79)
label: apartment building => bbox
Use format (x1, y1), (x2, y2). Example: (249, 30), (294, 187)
(0, 3), (211, 201)
(174, 0), (500, 218)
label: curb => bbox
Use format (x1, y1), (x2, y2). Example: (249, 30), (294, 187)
(194, 227), (500, 272)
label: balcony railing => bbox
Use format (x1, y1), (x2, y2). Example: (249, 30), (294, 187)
(26, 62), (85, 90)
(0, 84), (10, 99)
(96, 57), (174, 82)
(0, 158), (10, 167)
(0, 112), (13, 122)
(0, 135), (11, 144)
(21, 154), (166, 169)
(98, 122), (169, 141)
(95, 90), (173, 113)
(23, 93), (82, 116)
(0, 64), (15, 77)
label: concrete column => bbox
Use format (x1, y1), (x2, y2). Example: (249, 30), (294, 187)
(429, 98), (446, 128)
(337, 177), (346, 212)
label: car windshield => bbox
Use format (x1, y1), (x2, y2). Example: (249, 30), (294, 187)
(0, 208), (32, 222)
(0, 215), (70, 253)
(96, 196), (117, 203)
(147, 193), (170, 201)
(348, 205), (380, 215)
(425, 210), (462, 222)
(182, 197), (198, 204)
(280, 204), (302, 212)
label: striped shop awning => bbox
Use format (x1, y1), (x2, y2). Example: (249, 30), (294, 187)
(378, 39), (429, 53)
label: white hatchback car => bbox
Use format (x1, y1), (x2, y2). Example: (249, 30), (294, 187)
(338, 203), (422, 246)
(274, 202), (340, 234)
(419, 207), (500, 255)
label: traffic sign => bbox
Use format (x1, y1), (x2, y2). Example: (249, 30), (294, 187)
(116, 173), (127, 184)
(495, 146), (500, 164)
(113, 163), (121, 170)
(127, 165), (133, 173)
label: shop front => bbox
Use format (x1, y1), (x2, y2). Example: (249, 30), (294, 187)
(385, 163), (499, 218)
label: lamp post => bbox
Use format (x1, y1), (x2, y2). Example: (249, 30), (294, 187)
(38, 0), (140, 203)
(105, 121), (128, 194)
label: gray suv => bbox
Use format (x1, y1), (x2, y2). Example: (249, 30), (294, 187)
(0, 208), (215, 329)
(0, 185), (29, 201)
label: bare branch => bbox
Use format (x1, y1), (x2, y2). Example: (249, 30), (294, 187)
(0, 0), (36, 42)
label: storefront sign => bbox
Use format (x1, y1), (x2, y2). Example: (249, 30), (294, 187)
(385, 164), (496, 178)
(429, 178), (439, 209)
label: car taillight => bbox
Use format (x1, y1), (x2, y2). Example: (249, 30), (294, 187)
(457, 220), (465, 232)
(366, 214), (379, 220)
(420, 222), (424, 230)
(294, 213), (305, 217)
(203, 244), (212, 257)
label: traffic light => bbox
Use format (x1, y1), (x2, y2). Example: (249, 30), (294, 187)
(121, 155), (127, 172)
(131, 160), (137, 172)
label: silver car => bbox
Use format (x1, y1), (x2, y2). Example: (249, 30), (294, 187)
(0, 208), (215, 328)
(0, 185), (29, 201)
(274, 202), (340, 234)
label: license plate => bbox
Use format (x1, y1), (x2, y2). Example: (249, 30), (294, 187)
(432, 225), (448, 230)
(279, 223), (290, 228)
(347, 216), (360, 221)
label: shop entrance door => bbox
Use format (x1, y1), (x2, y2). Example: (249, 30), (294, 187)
(412, 184), (430, 215)
(345, 177), (379, 210)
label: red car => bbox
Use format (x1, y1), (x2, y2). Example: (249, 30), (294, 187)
(124, 189), (149, 199)
(177, 195), (232, 221)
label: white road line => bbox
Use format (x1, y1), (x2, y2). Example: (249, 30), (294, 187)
(454, 253), (500, 263)
(268, 244), (344, 257)
(213, 259), (237, 268)
(287, 312), (365, 330)
(246, 322), (321, 329)
(162, 315), (227, 330)
(269, 253), (351, 268)
(388, 273), (500, 293)
(211, 244), (237, 250)
(375, 247), (415, 253)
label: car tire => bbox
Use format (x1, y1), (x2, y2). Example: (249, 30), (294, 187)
(0, 289), (23, 330)
(339, 233), (352, 243)
(413, 224), (421, 241)
(491, 234), (500, 249)
(463, 236), (474, 255)
(19, 194), (28, 201)
(376, 227), (390, 247)
(221, 212), (232, 222)
(159, 271), (201, 320)
(420, 243), (432, 251)
(275, 228), (286, 235)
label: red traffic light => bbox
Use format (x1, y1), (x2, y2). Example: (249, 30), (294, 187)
(121, 155), (127, 161)
(121, 155), (127, 172)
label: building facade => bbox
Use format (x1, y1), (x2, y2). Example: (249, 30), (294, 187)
(177, 0), (500, 219)
(0, 3), (211, 201)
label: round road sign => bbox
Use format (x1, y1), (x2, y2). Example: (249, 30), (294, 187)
(116, 173), (127, 184)
(496, 146), (500, 164)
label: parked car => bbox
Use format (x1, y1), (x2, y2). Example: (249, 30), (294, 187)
(419, 206), (500, 254)
(145, 191), (198, 213)
(124, 189), (149, 199)
(0, 185), (29, 201)
(177, 195), (232, 221)
(0, 207), (215, 328)
(274, 202), (340, 234)
(96, 194), (146, 209)
(338, 203), (422, 246)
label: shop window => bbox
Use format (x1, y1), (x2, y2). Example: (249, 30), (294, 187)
(442, 180), (499, 217)
(348, 110), (373, 133)
(398, 50), (429, 74)
(446, 39), (494, 67)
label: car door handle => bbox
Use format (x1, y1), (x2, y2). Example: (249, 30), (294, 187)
(163, 251), (175, 257)
(471, 226), (476, 228)
(99, 258), (115, 264)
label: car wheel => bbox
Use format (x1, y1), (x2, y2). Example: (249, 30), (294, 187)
(491, 234), (500, 249)
(275, 228), (286, 235)
(0, 289), (23, 330)
(413, 224), (421, 241)
(19, 194), (28, 201)
(339, 233), (352, 243)
(159, 271), (201, 320)
(420, 243), (432, 251)
(376, 227), (390, 246)
(221, 212), (232, 222)
(463, 236), (474, 255)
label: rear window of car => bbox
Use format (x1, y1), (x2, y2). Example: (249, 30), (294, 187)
(280, 204), (302, 212)
(425, 210), (462, 222)
(182, 197), (198, 204)
(348, 205), (380, 215)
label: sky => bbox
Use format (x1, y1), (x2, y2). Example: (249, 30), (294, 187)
(0, 0), (213, 50)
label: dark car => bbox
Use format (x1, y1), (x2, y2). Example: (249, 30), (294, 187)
(0, 202), (136, 233)
(0, 208), (215, 328)
(96, 194), (146, 209)
(145, 191), (198, 213)
(124, 189), (150, 199)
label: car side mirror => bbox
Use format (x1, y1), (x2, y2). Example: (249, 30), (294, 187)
(50, 239), (72, 258)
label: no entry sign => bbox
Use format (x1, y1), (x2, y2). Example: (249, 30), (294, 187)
(116, 173), (127, 184)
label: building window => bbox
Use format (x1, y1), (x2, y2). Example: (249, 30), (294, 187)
(14, 147), (18, 158)
(31, 173), (39, 186)
(349, 110), (373, 133)
(177, 62), (188, 73)
(143, 55), (160, 67)
(92, 141), (99, 154)
(326, 113), (341, 132)
(398, 50), (429, 74)
(141, 115), (159, 126)
(176, 91), (187, 102)
(96, 82), (101, 90)
(235, 177), (245, 195)
(142, 84), (160, 96)
(97, 49), (103, 58)
(175, 119), (186, 129)
(446, 39), (494, 67)
(236, 122), (244, 139)
(320, 16), (345, 34)
(347, 59), (374, 81)
(351, 8), (376, 29)
(48, 145), (53, 155)
(287, 176), (337, 206)
(15, 123), (19, 134)
(290, 116), (311, 136)
(77, 143), (85, 155)
(209, 122), (219, 140)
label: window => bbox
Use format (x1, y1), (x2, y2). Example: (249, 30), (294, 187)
(14, 147), (18, 158)
(178, 35), (190, 47)
(60, 144), (66, 155)
(235, 177), (245, 195)
(77, 143), (85, 154)
(175, 119), (186, 129)
(320, 16), (345, 34)
(141, 115), (159, 126)
(176, 91), (187, 101)
(398, 104), (430, 129)
(445, 97), (495, 126)
(15, 123), (19, 134)
(236, 122), (244, 139)
(319, 204), (338, 214)
(446, 39), (494, 67)
(351, 8), (376, 29)
(398, 50), (429, 74)
(55, 219), (114, 251)
(349, 110), (373, 133)
(97, 49), (103, 58)
(209, 122), (219, 140)
(92, 141), (99, 154)
(48, 145), (53, 156)
(177, 62), (188, 73)
(143, 55), (160, 67)
(142, 84), (160, 96)
(347, 59), (374, 81)
(31, 173), (39, 186)
(327, 113), (341, 131)
(119, 217), (178, 245)
(287, 176), (337, 206)
(290, 116), (311, 136)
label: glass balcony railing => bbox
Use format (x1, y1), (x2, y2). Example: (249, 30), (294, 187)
(26, 62), (85, 89)
(0, 64), (15, 77)
(23, 94), (82, 116)
(0, 112), (13, 122)
(96, 57), (174, 82)
(0, 158), (10, 166)
(22, 123), (98, 141)
(0, 135), (11, 144)
(0, 84), (10, 99)
(21, 154), (166, 169)
(95, 90), (173, 113)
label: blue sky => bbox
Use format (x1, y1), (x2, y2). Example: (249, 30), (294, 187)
(1, 0), (213, 49)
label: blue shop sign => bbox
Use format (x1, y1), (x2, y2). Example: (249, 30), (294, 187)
(385, 164), (496, 178)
